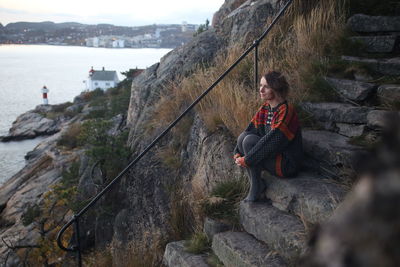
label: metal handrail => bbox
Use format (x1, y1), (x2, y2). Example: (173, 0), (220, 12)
(56, 1), (294, 265)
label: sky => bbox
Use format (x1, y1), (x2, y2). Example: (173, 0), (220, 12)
(0, 0), (226, 26)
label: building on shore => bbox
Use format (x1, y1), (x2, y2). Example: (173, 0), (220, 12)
(86, 67), (119, 91)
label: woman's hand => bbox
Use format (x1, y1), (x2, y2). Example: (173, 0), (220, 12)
(235, 157), (248, 168)
(233, 153), (241, 159)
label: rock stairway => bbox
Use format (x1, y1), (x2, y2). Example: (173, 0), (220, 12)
(239, 202), (306, 263)
(163, 13), (400, 267)
(212, 231), (286, 267)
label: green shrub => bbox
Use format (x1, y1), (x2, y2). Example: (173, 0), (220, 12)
(84, 108), (107, 120)
(57, 123), (82, 149)
(52, 102), (73, 113)
(21, 204), (41, 226)
(78, 119), (130, 179)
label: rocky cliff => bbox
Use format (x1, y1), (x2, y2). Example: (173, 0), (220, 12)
(1, 0), (400, 266)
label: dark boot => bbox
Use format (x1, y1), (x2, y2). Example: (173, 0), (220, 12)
(244, 167), (263, 202)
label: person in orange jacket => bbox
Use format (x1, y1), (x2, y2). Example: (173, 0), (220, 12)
(234, 71), (303, 202)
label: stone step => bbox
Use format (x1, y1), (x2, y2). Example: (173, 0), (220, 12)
(350, 35), (398, 54)
(240, 202), (306, 263)
(303, 130), (363, 167)
(324, 77), (377, 102)
(301, 102), (371, 124)
(347, 14), (400, 33)
(212, 231), (286, 267)
(163, 241), (210, 267)
(342, 56), (400, 76)
(263, 172), (347, 224)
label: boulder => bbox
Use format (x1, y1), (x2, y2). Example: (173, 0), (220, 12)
(324, 77), (376, 102)
(212, 231), (286, 267)
(302, 130), (363, 167)
(240, 202), (306, 262)
(342, 56), (400, 76)
(1, 112), (60, 141)
(347, 14), (400, 33)
(163, 241), (209, 267)
(377, 84), (400, 106)
(301, 102), (371, 124)
(350, 35), (397, 53)
(263, 172), (347, 224)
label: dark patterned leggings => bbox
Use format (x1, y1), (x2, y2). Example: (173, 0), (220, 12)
(236, 131), (266, 201)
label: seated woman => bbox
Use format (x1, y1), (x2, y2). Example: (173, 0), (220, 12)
(234, 71), (303, 202)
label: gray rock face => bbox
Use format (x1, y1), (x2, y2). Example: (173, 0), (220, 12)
(377, 84), (400, 106)
(203, 217), (231, 240)
(350, 35), (397, 53)
(302, 130), (362, 167)
(263, 172), (347, 224)
(301, 102), (371, 124)
(212, 231), (286, 267)
(127, 30), (222, 144)
(347, 14), (400, 33)
(212, 0), (247, 28)
(0, 133), (79, 265)
(163, 241), (210, 267)
(324, 77), (376, 102)
(217, 0), (280, 47)
(342, 56), (400, 76)
(240, 202), (306, 262)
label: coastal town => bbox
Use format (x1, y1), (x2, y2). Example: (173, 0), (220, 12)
(0, 21), (200, 48)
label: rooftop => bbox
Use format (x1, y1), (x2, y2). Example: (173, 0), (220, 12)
(91, 70), (118, 81)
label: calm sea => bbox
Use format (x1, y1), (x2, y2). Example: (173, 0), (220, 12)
(0, 44), (171, 184)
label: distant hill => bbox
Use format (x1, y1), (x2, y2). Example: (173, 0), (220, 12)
(0, 20), (198, 48)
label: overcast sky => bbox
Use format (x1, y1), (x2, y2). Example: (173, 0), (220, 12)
(0, 0), (225, 26)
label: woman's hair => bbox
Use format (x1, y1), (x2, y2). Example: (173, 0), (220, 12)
(263, 71), (289, 99)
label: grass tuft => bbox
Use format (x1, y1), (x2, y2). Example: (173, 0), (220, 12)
(201, 179), (247, 226)
(185, 232), (210, 254)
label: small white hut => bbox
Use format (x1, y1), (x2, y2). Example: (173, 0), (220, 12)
(87, 67), (119, 91)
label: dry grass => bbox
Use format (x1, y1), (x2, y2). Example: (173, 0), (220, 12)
(110, 230), (166, 267)
(152, 0), (347, 136)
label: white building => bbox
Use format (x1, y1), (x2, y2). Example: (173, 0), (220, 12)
(87, 67), (119, 91)
(112, 39), (125, 48)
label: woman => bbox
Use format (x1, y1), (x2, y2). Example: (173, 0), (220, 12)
(234, 71), (303, 202)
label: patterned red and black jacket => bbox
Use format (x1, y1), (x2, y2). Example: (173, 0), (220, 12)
(235, 101), (303, 177)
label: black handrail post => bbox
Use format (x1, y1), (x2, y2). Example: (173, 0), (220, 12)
(254, 40), (259, 94)
(73, 216), (83, 267)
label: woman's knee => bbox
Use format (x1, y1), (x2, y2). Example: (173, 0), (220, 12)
(243, 134), (260, 153)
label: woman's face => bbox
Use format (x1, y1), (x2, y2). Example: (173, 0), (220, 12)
(259, 77), (275, 101)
